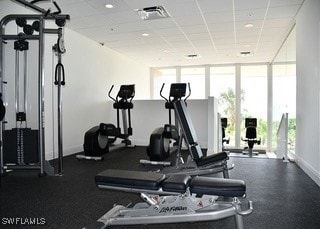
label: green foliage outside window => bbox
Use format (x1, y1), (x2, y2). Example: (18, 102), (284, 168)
(218, 88), (296, 149)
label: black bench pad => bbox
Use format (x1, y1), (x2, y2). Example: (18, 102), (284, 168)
(196, 151), (228, 167)
(95, 169), (166, 190)
(190, 176), (246, 197)
(162, 174), (191, 193)
(96, 169), (246, 197)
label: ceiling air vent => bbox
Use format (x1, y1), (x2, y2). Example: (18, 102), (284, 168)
(239, 51), (253, 57)
(185, 54), (201, 59)
(137, 6), (170, 20)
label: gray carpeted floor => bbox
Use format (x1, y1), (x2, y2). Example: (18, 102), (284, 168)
(0, 146), (319, 229)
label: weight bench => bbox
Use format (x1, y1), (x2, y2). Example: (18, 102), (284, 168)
(158, 100), (233, 178)
(91, 169), (253, 229)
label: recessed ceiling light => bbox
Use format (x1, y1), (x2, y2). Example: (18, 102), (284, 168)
(244, 23), (254, 28)
(142, 33), (149, 36)
(105, 4), (114, 9)
(247, 13), (254, 17)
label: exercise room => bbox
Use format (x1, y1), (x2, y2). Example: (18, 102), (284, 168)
(0, 0), (319, 228)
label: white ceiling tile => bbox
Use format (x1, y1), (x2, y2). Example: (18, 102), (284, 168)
(237, 36), (260, 43)
(144, 19), (177, 29)
(86, 0), (131, 13)
(162, 34), (187, 42)
(59, 0), (86, 6)
(50, 0), (304, 66)
(234, 0), (269, 11)
(261, 27), (287, 37)
(203, 11), (234, 24)
(267, 5), (301, 19)
(197, 0), (233, 13)
(58, 1), (101, 18)
(180, 25), (208, 34)
(100, 10), (141, 24)
(121, 0), (176, 10)
(269, 0), (304, 7)
(235, 8), (267, 21)
(156, 27), (185, 36)
(164, 1), (199, 17)
(208, 22), (234, 32)
(67, 15), (113, 29)
(263, 18), (292, 28)
(173, 15), (204, 26)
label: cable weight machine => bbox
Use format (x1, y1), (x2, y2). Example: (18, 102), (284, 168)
(0, 0), (69, 177)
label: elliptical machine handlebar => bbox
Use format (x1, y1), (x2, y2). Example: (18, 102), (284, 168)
(159, 83), (168, 102)
(108, 85), (116, 102)
(184, 82), (191, 102)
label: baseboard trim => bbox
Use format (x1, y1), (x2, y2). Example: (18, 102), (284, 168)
(295, 154), (320, 187)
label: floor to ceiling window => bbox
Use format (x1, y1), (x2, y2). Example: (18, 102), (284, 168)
(210, 66), (236, 146)
(151, 45), (296, 154)
(240, 65), (268, 147)
(272, 64), (296, 151)
(180, 67), (205, 99)
(272, 26), (296, 154)
(152, 68), (176, 99)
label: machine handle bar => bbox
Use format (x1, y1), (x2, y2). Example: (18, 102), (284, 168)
(236, 201), (253, 216)
(108, 85), (116, 102)
(184, 82), (191, 102)
(159, 83), (168, 102)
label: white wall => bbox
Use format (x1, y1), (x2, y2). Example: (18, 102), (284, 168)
(0, 2), (150, 160)
(54, 30), (150, 157)
(296, 0), (320, 186)
(50, 28), (149, 159)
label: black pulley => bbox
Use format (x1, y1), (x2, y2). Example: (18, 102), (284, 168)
(55, 18), (66, 27)
(32, 20), (40, 32)
(16, 18), (26, 27)
(23, 24), (34, 35)
(57, 37), (65, 53)
(14, 39), (29, 51)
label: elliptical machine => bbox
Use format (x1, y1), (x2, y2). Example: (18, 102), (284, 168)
(76, 85), (135, 161)
(140, 83), (190, 166)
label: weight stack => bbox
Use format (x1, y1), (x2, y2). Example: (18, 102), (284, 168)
(3, 128), (39, 164)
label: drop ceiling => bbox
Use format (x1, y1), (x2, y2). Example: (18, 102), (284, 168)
(17, 0), (305, 67)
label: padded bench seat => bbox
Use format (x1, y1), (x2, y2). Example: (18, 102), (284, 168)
(190, 176), (245, 197)
(95, 169), (245, 197)
(162, 174), (191, 193)
(195, 151), (228, 167)
(95, 169), (166, 190)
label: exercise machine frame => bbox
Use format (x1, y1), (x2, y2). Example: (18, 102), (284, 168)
(160, 100), (233, 177)
(90, 169), (253, 229)
(141, 83), (190, 167)
(143, 98), (233, 178)
(77, 84), (135, 161)
(0, 0), (69, 176)
(242, 118), (261, 157)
